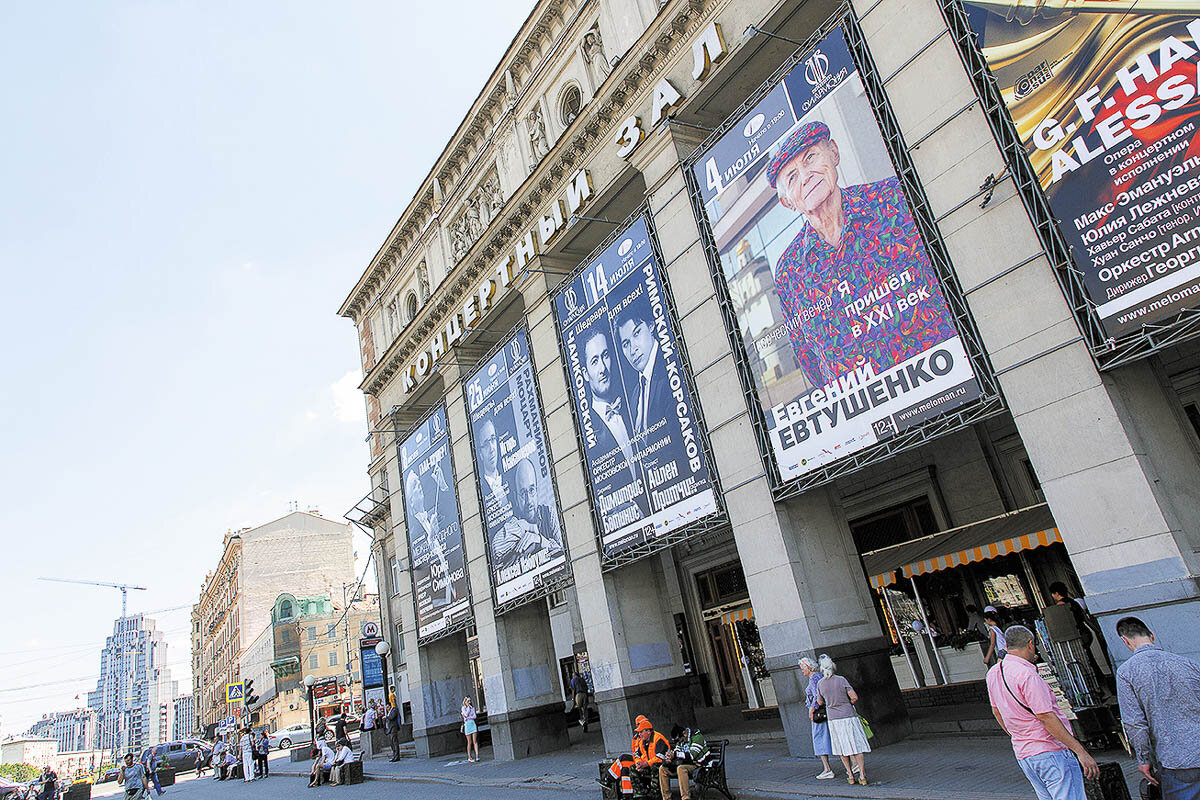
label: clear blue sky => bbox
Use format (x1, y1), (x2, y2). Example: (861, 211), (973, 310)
(0, 0), (532, 736)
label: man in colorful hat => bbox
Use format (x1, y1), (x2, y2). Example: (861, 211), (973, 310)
(601, 715), (671, 797)
(765, 120), (958, 389)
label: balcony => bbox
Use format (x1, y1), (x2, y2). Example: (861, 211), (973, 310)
(347, 484), (390, 528)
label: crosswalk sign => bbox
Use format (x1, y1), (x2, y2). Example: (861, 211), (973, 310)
(226, 682), (244, 703)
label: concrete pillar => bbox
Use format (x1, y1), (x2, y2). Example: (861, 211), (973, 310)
(629, 122), (909, 756)
(412, 632), (473, 758)
(521, 255), (696, 756)
(853, 0), (1200, 660)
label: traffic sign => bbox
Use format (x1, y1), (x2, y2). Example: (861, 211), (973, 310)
(226, 681), (245, 703)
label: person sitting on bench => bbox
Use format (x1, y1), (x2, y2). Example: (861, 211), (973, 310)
(603, 715), (670, 797)
(219, 749), (238, 781)
(308, 737), (336, 788)
(660, 724), (710, 800)
(328, 741), (355, 786)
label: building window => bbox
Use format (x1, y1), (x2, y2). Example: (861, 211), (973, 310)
(547, 590), (566, 609)
(395, 625), (407, 667)
(327, 624), (337, 639)
(308, 653), (319, 669)
(328, 651), (338, 667)
(849, 497), (939, 553)
(559, 84), (583, 126)
(281, 629), (292, 643)
(307, 626), (317, 641)
(405, 292), (419, 323)
(391, 559), (401, 596)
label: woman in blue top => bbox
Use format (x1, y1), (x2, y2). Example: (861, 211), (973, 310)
(800, 657), (835, 779)
(983, 608), (1006, 668)
(461, 696), (480, 763)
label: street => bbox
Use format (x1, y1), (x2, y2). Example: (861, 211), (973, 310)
(89, 767), (583, 800)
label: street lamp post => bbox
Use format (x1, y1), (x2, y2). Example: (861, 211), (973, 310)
(304, 675), (317, 749)
(374, 640), (391, 710)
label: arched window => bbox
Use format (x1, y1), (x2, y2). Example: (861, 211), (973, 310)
(278, 599), (293, 619)
(405, 292), (419, 322)
(559, 84), (583, 127)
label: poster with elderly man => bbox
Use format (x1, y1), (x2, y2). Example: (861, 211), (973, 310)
(399, 405), (472, 640)
(465, 327), (568, 606)
(691, 26), (982, 483)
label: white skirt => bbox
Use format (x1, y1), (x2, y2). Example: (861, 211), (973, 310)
(828, 717), (871, 756)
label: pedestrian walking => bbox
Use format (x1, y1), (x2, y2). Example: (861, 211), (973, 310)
(799, 657), (835, 779)
(363, 700), (378, 732)
(141, 749), (163, 796)
(984, 608), (1006, 668)
(815, 654), (870, 786)
(334, 714), (348, 744)
(239, 726), (255, 782)
(570, 671), (591, 732)
(461, 696), (480, 762)
(194, 749), (206, 778)
(1115, 615), (1200, 799)
(987, 624), (1099, 800)
(118, 754), (149, 800)
(385, 699), (401, 761)
(37, 767), (57, 800)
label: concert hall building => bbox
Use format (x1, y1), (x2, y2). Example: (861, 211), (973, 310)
(338, 0), (1200, 759)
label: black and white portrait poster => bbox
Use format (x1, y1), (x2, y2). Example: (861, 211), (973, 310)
(465, 328), (568, 605)
(399, 405), (471, 640)
(554, 215), (719, 559)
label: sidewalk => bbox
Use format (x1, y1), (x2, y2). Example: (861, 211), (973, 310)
(271, 726), (1140, 799)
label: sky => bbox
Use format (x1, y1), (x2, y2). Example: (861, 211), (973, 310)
(0, 0), (533, 738)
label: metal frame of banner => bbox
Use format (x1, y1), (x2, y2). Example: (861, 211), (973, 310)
(550, 202), (729, 572)
(937, 0), (1200, 370)
(461, 321), (575, 617)
(394, 401), (476, 647)
(680, 4), (1004, 502)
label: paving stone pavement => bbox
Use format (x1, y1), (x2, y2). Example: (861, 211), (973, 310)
(269, 728), (1140, 800)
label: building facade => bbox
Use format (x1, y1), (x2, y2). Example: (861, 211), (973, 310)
(192, 512), (355, 730)
(339, 0), (1200, 760)
(85, 614), (175, 755)
(171, 695), (194, 740)
(0, 738), (58, 770)
(240, 592), (381, 732)
(26, 709), (96, 754)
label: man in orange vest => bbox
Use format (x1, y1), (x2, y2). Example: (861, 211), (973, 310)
(602, 715), (671, 797)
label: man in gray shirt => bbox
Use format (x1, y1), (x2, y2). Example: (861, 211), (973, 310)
(1115, 615), (1200, 799)
(117, 753), (148, 800)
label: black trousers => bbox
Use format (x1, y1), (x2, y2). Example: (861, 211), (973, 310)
(389, 730), (400, 759)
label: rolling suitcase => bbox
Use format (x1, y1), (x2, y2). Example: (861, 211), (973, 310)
(1085, 761), (1132, 800)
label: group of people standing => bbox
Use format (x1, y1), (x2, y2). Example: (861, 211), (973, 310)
(361, 697), (403, 761)
(209, 727), (270, 782)
(801, 655), (872, 786)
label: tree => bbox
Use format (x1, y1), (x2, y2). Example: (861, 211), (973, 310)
(0, 763), (40, 782)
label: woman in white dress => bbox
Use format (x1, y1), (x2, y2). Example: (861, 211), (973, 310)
(239, 727), (255, 782)
(815, 654), (870, 786)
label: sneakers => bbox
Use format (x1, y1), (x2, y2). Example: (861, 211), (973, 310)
(816, 770), (835, 780)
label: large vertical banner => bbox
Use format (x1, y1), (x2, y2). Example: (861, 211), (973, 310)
(962, 6), (1200, 337)
(399, 406), (471, 640)
(465, 328), (568, 606)
(690, 26), (983, 483)
(554, 215), (719, 559)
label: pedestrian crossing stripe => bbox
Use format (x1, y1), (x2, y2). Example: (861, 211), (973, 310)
(226, 682), (245, 703)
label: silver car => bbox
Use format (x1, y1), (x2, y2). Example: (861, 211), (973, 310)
(268, 723), (312, 750)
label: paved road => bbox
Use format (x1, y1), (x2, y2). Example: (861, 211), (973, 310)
(91, 769), (583, 800)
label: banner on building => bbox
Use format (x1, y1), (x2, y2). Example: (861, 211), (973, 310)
(689, 25), (983, 484)
(554, 215), (719, 559)
(398, 405), (471, 640)
(961, 6), (1200, 338)
(465, 327), (569, 606)
(359, 636), (384, 708)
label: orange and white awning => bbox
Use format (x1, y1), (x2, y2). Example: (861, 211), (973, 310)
(863, 504), (1060, 589)
(721, 606), (754, 625)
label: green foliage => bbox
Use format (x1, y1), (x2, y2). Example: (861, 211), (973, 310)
(0, 763), (40, 782)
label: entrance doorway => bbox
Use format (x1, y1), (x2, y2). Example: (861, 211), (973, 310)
(704, 618), (747, 705)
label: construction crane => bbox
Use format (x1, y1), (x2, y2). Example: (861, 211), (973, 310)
(38, 577), (147, 618)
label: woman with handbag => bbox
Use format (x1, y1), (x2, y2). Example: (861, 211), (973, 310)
(800, 657), (836, 779)
(816, 654), (871, 786)
(461, 696), (480, 763)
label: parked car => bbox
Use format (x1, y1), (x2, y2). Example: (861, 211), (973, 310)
(138, 740), (212, 773)
(96, 771), (120, 785)
(268, 723), (312, 750)
(323, 714), (361, 734)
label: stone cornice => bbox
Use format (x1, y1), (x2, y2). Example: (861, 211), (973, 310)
(360, 0), (719, 398)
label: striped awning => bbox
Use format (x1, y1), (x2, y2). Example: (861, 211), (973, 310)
(864, 504), (1060, 589)
(721, 606), (754, 625)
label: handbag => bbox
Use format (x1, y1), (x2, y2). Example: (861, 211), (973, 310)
(858, 714), (874, 739)
(812, 705), (828, 724)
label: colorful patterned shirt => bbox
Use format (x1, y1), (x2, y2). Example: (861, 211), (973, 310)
(773, 177), (958, 387)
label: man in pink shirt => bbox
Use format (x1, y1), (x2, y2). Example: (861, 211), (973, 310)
(986, 625), (1099, 800)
